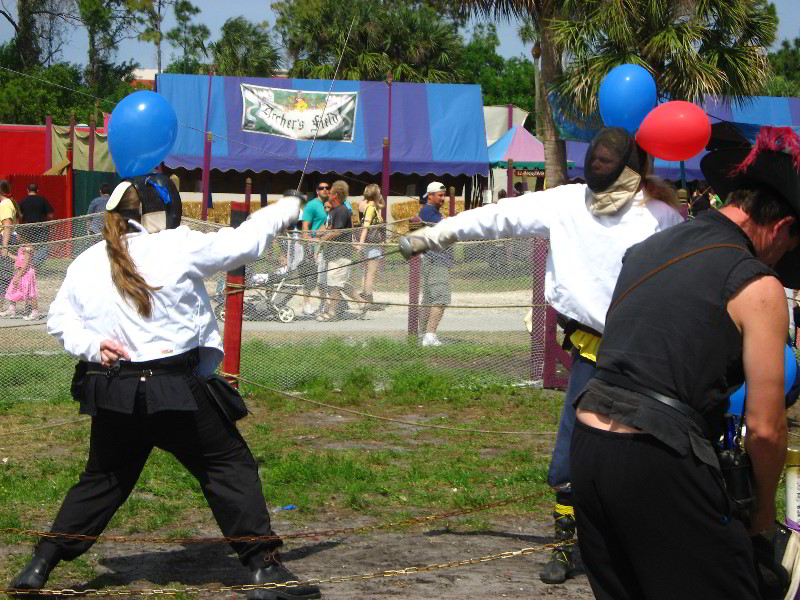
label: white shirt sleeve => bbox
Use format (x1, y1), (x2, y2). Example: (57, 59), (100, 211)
(179, 197), (302, 279)
(47, 271), (104, 363)
(650, 200), (685, 231)
(431, 186), (568, 244)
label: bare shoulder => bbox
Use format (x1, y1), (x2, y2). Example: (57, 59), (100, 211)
(727, 274), (787, 332)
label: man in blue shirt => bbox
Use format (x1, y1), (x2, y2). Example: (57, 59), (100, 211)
(418, 181), (452, 346)
(86, 184), (111, 235)
(300, 180), (331, 315)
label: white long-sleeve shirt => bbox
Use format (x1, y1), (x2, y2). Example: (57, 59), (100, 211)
(48, 197), (302, 375)
(435, 184), (683, 333)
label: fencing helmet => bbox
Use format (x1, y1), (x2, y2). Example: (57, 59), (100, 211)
(584, 127), (648, 215)
(106, 174), (182, 233)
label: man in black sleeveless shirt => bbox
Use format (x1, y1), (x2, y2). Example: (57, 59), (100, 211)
(571, 127), (800, 600)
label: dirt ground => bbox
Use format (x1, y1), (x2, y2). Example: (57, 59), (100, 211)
(4, 515), (593, 599)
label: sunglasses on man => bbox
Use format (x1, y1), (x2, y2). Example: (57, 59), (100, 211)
(317, 185), (330, 191)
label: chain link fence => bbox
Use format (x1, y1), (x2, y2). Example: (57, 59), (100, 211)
(0, 211), (549, 406)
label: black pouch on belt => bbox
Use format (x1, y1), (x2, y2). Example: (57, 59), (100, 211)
(71, 360), (88, 402)
(204, 374), (249, 422)
(718, 445), (757, 519)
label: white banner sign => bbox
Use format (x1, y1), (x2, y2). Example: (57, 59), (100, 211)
(241, 84), (357, 141)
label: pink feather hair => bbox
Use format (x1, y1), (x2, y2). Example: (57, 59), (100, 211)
(731, 126), (800, 175)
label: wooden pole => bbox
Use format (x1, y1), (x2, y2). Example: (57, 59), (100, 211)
(201, 70), (214, 220)
(507, 158), (514, 197)
(68, 113), (76, 169)
(244, 177), (252, 213)
(222, 202), (248, 388)
(381, 137), (390, 222)
(44, 115), (53, 172)
(88, 114), (96, 172)
(201, 131), (212, 220)
(448, 185), (456, 217)
(383, 70), (392, 222)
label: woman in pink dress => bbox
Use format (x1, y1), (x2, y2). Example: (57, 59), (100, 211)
(1, 234), (39, 319)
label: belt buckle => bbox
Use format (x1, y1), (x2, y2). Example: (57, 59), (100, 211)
(106, 363), (121, 379)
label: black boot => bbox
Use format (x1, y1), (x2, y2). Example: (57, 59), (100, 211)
(10, 554), (59, 590)
(247, 552), (321, 600)
(540, 490), (576, 584)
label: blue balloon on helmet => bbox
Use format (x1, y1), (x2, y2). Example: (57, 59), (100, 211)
(109, 91), (178, 178)
(598, 64), (657, 134)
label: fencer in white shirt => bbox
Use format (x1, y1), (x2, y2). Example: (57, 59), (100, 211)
(399, 127), (684, 585)
(11, 176), (322, 600)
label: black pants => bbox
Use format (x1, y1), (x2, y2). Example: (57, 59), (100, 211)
(36, 374), (280, 567)
(571, 421), (760, 600)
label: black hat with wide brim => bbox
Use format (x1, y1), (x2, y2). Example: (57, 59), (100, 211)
(701, 148), (800, 287)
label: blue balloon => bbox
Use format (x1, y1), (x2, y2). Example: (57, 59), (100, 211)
(597, 64), (657, 134)
(728, 383), (746, 417)
(785, 344), (797, 396)
(727, 344), (798, 415)
(109, 91), (178, 177)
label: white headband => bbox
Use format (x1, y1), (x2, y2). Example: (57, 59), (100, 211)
(106, 181), (133, 211)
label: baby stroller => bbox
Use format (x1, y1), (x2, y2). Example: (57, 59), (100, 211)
(213, 234), (305, 323)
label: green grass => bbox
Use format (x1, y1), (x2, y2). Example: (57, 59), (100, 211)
(0, 354), (75, 410)
(239, 337), (532, 392)
(0, 357), (559, 572)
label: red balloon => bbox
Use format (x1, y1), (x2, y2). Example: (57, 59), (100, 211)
(635, 101), (711, 161)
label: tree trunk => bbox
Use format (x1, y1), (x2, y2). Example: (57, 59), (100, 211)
(538, 27), (568, 188)
(88, 25), (97, 87)
(156, 0), (163, 73)
(156, 31), (162, 72)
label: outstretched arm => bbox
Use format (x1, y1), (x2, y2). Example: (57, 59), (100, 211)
(399, 186), (572, 257)
(180, 196), (303, 279)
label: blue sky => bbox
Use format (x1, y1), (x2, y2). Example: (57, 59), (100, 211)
(1, 0), (798, 68)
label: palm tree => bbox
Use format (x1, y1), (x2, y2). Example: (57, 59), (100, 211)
(548, 0), (777, 120)
(456, 0), (570, 187)
(208, 17), (281, 78)
(288, 0), (464, 82)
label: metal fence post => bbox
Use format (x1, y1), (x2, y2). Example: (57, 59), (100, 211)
(222, 202), (248, 387)
(530, 238), (547, 380)
(408, 255), (420, 338)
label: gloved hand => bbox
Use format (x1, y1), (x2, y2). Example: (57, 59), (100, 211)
(397, 224), (458, 259)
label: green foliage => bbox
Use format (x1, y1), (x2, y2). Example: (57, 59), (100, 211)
(165, 0), (210, 74)
(273, 0), (465, 82)
(767, 37), (800, 96)
(77, 0), (138, 86)
(548, 0), (778, 118)
(0, 59), (136, 124)
(460, 24), (536, 116)
(209, 17), (281, 77)
(763, 74), (800, 97)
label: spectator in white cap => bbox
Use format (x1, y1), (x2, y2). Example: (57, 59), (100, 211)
(418, 181), (451, 346)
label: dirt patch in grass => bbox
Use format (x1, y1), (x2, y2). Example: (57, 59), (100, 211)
(3, 516), (593, 599)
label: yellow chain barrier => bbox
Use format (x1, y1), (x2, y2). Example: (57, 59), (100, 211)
(1, 539), (575, 597)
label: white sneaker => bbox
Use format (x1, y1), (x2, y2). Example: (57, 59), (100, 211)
(302, 303), (316, 316)
(422, 333), (442, 347)
(23, 311), (41, 321)
(0, 308), (15, 318)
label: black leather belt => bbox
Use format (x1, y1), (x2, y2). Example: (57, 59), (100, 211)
(85, 350), (198, 379)
(593, 370), (711, 439)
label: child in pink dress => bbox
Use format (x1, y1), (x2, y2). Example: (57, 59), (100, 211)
(1, 240), (39, 319)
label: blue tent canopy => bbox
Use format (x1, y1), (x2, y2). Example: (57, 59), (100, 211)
(156, 74), (489, 176)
